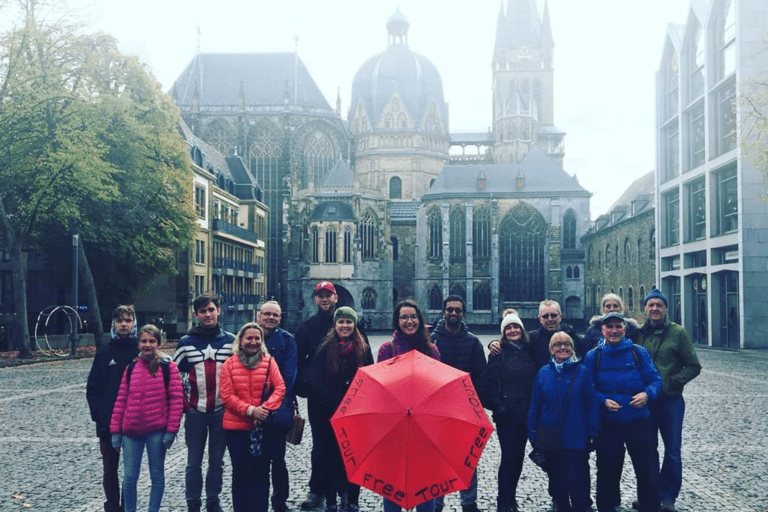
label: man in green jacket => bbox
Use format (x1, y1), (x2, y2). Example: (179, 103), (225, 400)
(634, 289), (701, 512)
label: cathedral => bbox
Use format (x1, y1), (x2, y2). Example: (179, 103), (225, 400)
(171, 0), (591, 329)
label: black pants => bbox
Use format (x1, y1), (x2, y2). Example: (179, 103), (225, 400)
(596, 419), (659, 512)
(314, 410), (359, 509)
(307, 398), (328, 496)
(549, 449), (591, 512)
(264, 425), (289, 507)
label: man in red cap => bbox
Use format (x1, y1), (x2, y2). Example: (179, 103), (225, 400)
(295, 281), (338, 510)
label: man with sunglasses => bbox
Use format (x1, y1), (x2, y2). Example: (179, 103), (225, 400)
(431, 295), (486, 512)
(529, 300), (586, 369)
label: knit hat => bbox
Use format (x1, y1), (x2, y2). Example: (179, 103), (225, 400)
(500, 313), (523, 335)
(334, 306), (358, 325)
(644, 289), (668, 307)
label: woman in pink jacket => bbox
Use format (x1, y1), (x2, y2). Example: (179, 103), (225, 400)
(220, 322), (285, 512)
(110, 324), (183, 512)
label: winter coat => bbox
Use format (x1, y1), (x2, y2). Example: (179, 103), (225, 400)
(310, 339), (374, 419)
(583, 317), (640, 352)
(110, 356), (184, 437)
(478, 340), (538, 425)
(377, 330), (441, 362)
(583, 338), (662, 423)
(173, 324), (234, 413)
(294, 310), (335, 398)
(264, 327), (298, 396)
(219, 355), (286, 431)
(529, 323), (586, 368)
(635, 317), (701, 397)
(431, 319), (486, 388)
(527, 359), (600, 449)
(86, 336), (138, 438)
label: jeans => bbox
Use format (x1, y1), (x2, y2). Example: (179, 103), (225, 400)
(649, 393), (685, 503)
(384, 497), (436, 512)
(264, 424), (289, 507)
(184, 408), (226, 505)
(99, 436), (122, 512)
(549, 449), (591, 512)
(226, 429), (270, 512)
(435, 468), (477, 509)
(495, 422), (528, 510)
(122, 430), (166, 512)
(596, 419), (658, 512)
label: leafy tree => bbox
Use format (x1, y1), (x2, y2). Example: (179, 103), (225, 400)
(0, 0), (195, 355)
(743, 77), (768, 185)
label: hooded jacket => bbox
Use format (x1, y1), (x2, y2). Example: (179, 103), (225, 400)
(86, 335), (139, 438)
(479, 340), (537, 424)
(219, 355), (286, 431)
(529, 323), (586, 368)
(635, 316), (701, 396)
(294, 309), (335, 398)
(583, 338), (662, 423)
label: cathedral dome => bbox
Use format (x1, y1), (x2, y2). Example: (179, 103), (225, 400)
(350, 11), (448, 133)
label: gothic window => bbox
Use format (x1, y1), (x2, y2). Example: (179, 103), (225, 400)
(605, 244), (611, 268)
(398, 113), (407, 128)
(566, 266), (573, 279)
(498, 203), (546, 302)
(473, 207), (491, 260)
(391, 236), (399, 261)
(302, 130), (335, 188)
(325, 227), (337, 263)
(449, 284), (466, 301)
(615, 246), (619, 267)
(343, 227), (353, 263)
(640, 286), (646, 305)
(450, 207), (466, 262)
(390, 177), (402, 199)
(628, 287), (634, 311)
(637, 238), (643, 264)
(428, 207), (442, 259)
(311, 226), (319, 263)
(587, 245), (593, 270)
(650, 229), (656, 259)
(473, 283), (491, 310)
(574, 266), (580, 279)
(362, 288), (377, 310)
(563, 209), (576, 249)
(360, 211), (378, 260)
(203, 119), (235, 156)
(597, 251), (602, 269)
(619, 287), (624, 304)
(428, 284), (443, 311)
(624, 238), (631, 265)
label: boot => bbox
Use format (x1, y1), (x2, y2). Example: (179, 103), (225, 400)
(187, 501), (202, 512)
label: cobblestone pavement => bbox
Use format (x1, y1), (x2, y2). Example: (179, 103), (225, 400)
(1, 333), (766, 512)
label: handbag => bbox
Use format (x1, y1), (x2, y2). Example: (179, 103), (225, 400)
(286, 398), (305, 445)
(250, 357), (273, 458)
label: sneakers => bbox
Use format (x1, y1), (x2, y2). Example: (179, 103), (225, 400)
(660, 500), (677, 512)
(547, 500), (558, 512)
(301, 492), (324, 510)
(206, 502), (224, 512)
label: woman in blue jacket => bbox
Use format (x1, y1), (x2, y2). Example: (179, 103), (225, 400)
(583, 312), (662, 512)
(528, 332), (600, 512)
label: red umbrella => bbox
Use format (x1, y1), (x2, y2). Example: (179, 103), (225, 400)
(330, 350), (494, 510)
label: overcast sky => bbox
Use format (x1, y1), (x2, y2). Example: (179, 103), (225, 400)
(64, 0), (692, 218)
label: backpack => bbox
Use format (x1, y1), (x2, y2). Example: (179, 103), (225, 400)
(592, 345), (642, 394)
(125, 359), (170, 393)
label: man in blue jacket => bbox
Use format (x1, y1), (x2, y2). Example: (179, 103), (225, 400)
(584, 312), (662, 512)
(258, 300), (297, 512)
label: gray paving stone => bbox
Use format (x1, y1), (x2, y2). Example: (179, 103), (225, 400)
(0, 336), (766, 511)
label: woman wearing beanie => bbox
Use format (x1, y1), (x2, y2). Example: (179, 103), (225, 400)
(478, 313), (537, 512)
(376, 300), (440, 512)
(110, 325), (184, 512)
(219, 322), (285, 512)
(309, 307), (374, 512)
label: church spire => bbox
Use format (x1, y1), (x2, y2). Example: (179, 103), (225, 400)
(541, 0), (554, 48)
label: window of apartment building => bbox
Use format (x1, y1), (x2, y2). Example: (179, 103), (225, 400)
(325, 227), (337, 263)
(665, 52), (679, 121)
(712, 77), (736, 158)
(194, 275), (205, 297)
(714, 164), (738, 235)
(563, 210), (576, 249)
(663, 189), (680, 246)
(194, 184), (206, 219)
(428, 207), (442, 260)
(688, 26), (705, 102)
(361, 211), (378, 260)
(473, 207), (491, 260)
(661, 121), (680, 183)
(686, 100), (705, 170)
(450, 207), (466, 262)
(686, 178), (706, 242)
(195, 240), (205, 265)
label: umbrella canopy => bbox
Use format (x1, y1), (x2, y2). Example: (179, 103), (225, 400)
(330, 350), (494, 509)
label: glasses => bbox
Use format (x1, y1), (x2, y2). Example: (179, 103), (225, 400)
(541, 313), (559, 319)
(399, 315), (419, 322)
(552, 342), (572, 349)
(445, 307), (463, 314)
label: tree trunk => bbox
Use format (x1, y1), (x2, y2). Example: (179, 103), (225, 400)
(10, 245), (32, 358)
(77, 237), (104, 347)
